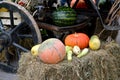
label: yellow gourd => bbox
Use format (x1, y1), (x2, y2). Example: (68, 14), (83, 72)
(89, 35), (101, 50)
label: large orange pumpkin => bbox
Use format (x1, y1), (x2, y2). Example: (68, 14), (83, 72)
(70, 0), (96, 8)
(64, 33), (89, 49)
(38, 38), (66, 64)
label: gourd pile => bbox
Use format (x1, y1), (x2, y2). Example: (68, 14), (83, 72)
(30, 32), (101, 64)
(64, 33), (101, 61)
(31, 38), (66, 64)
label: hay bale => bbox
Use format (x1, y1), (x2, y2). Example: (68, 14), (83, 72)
(103, 41), (120, 77)
(17, 41), (120, 80)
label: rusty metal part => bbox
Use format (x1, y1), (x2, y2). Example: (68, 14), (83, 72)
(89, 0), (120, 30)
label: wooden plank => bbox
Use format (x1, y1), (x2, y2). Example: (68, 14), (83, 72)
(1, 19), (22, 25)
(0, 12), (21, 25)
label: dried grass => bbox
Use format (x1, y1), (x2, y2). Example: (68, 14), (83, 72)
(17, 41), (120, 80)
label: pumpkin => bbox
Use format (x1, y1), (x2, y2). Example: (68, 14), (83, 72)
(52, 6), (77, 27)
(64, 33), (89, 49)
(38, 38), (66, 64)
(70, 0), (96, 8)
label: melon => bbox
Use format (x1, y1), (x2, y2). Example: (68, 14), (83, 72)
(52, 7), (77, 27)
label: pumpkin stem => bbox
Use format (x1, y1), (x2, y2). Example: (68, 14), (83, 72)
(74, 32), (78, 37)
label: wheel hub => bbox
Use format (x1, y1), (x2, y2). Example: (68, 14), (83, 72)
(0, 32), (12, 47)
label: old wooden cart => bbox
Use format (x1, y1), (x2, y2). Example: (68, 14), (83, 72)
(0, 0), (119, 73)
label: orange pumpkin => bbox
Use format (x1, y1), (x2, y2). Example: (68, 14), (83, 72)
(64, 33), (89, 49)
(38, 38), (66, 64)
(70, 0), (96, 8)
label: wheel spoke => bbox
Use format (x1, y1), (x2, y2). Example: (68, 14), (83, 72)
(16, 48), (21, 60)
(0, 19), (5, 32)
(12, 42), (29, 52)
(9, 11), (14, 27)
(9, 21), (26, 34)
(17, 34), (32, 38)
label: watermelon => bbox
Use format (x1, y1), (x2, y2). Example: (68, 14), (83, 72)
(52, 7), (77, 27)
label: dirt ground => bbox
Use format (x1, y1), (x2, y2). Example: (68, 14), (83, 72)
(0, 70), (18, 80)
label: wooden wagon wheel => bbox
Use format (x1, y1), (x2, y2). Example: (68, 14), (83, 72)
(0, 1), (42, 72)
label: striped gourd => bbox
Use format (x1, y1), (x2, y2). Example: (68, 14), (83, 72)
(52, 7), (77, 27)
